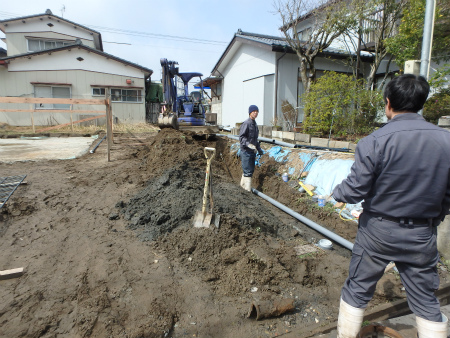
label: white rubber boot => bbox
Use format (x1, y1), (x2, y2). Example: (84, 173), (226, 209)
(240, 175), (245, 189)
(242, 176), (252, 192)
(416, 313), (448, 338)
(337, 298), (365, 338)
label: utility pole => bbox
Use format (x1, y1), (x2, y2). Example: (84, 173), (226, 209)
(418, 0), (436, 115)
(419, 0), (436, 80)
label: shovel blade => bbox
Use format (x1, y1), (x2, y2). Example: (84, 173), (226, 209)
(202, 213), (213, 227)
(193, 210), (213, 228)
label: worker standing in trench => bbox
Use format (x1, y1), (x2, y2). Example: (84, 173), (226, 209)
(239, 105), (264, 191)
(331, 74), (450, 338)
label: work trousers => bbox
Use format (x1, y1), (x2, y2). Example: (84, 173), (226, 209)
(341, 212), (441, 321)
(240, 149), (256, 177)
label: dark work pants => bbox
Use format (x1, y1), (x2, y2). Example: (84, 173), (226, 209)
(341, 212), (441, 321)
(240, 149), (256, 177)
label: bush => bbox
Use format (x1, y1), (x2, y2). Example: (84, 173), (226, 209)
(302, 72), (383, 139)
(423, 89), (450, 125)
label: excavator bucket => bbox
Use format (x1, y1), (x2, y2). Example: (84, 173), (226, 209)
(158, 113), (179, 129)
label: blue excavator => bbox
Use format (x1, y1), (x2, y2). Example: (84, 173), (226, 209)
(158, 58), (218, 134)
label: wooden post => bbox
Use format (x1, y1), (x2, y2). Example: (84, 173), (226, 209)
(70, 104), (73, 132)
(109, 99), (114, 140)
(30, 104), (35, 133)
(106, 88), (112, 162)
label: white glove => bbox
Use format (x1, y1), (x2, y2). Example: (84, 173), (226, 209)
(248, 144), (256, 150)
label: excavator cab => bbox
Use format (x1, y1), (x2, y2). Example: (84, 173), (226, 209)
(190, 91), (201, 103)
(158, 58), (218, 133)
(185, 91), (202, 114)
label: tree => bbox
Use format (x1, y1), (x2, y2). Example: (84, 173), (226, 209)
(385, 0), (450, 69)
(350, 0), (407, 89)
(383, 0), (423, 72)
(433, 0), (450, 62)
(275, 0), (358, 93)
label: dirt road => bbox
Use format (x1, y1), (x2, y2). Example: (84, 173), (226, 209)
(0, 129), (446, 338)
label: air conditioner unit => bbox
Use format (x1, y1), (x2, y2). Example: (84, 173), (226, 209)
(404, 60), (421, 75)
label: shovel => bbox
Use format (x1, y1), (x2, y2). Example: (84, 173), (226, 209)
(193, 147), (219, 228)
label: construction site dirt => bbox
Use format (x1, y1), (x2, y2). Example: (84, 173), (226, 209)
(1, 128), (449, 338)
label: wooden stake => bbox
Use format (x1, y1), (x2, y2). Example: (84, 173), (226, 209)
(0, 267), (24, 281)
(30, 103), (35, 133)
(70, 104), (73, 132)
(106, 89), (112, 162)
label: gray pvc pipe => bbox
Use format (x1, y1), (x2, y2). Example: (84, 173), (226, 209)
(257, 136), (296, 148)
(217, 133), (239, 140)
(251, 188), (354, 251)
(218, 134), (296, 147)
(218, 134), (296, 148)
(218, 134), (349, 152)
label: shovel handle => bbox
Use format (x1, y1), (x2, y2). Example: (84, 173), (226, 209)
(201, 147), (216, 214)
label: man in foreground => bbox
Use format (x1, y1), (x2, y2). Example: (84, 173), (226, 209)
(239, 105), (264, 191)
(332, 74), (450, 338)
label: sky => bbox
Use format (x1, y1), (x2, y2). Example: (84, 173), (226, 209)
(0, 0), (283, 83)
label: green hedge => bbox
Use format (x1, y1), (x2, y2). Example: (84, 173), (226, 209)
(302, 72), (383, 139)
(423, 88), (450, 125)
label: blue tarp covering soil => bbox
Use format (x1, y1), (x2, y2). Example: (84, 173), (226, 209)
(231, 142), (362, 218)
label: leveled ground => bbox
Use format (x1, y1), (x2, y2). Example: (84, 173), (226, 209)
(0, 129), (448, 338)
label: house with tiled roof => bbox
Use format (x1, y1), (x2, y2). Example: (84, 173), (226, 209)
(210, 29), (374, 130)
(0, 9), (153, 126)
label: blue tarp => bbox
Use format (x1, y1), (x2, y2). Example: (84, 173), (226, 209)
(304, 159), (354, 196)
(304, 158), (362, 213)
(266, 146), (291, 162)
(231, 143), (361, 212)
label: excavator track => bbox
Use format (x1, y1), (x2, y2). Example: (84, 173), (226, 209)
(178, 125), (220, 135)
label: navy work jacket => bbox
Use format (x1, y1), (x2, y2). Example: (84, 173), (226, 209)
(239, 118), (263, 153)
(333, 113), (450, 222)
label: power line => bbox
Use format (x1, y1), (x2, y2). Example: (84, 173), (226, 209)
(0, 11), (228, 46)
(0, 10), (228, 47)
(103, 41), (132, 45)
(85, 24), (227, 46)
(0, 10), (21, 17)
(104, 40), (223, 54)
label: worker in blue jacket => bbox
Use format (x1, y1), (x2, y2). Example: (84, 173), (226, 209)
(239, 105), (263, 191)
(332, 74), (450, 338)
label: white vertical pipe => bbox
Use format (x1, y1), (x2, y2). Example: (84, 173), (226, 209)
(419, 0), (436, 81)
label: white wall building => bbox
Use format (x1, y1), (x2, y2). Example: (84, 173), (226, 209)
(211, 30), (371, 130)
(0, 9), (153, 127)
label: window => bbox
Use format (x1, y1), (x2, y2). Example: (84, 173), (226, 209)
(92, 88), (106, 96)
(111, 88), (142, 103)
(212, 82), (222, 97)
(297, 28), (312, 41)
(27, 39), (73, 52)
(34, 86), (71, 109)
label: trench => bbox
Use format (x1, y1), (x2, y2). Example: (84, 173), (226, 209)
(110, 129), (409, 336)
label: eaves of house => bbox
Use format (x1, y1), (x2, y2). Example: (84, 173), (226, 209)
(0, 40), (153, 77)
(0, 9), (104, 51)
(211, 29), (372, 76)
(279, 0), (345, 31)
